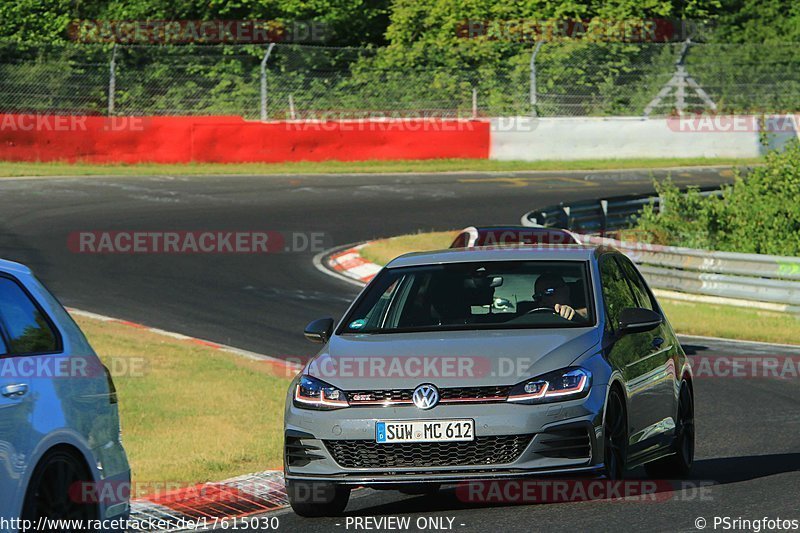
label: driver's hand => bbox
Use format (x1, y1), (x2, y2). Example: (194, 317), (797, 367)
(554, 304), (576, 320)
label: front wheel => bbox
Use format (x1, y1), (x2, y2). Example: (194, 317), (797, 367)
(603, 387), (628, 479)
(645, 381), (695, 479)
(286, 480), (350, 517)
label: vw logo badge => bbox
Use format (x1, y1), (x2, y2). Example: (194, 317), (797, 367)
(412, 384), (439, 410)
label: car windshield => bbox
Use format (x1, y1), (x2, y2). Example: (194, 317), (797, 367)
(340, 260), (594, 334)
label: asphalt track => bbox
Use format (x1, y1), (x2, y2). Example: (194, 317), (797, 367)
(1, 166), (798, 532)
(0, 167), (732, 359)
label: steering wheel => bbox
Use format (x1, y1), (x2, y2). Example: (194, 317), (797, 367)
(526, 306), (559, 315)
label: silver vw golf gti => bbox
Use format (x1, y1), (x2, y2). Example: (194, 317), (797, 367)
(284, 245), (694, 516)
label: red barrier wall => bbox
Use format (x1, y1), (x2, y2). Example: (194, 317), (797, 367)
(0, 115), (490, 163)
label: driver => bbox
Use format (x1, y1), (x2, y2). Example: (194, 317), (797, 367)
(532, 273), (588, 321)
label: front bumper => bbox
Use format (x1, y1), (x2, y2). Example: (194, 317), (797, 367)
(284, 382), (608, 484)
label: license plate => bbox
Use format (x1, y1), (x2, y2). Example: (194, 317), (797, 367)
(376, 419), (474, 443)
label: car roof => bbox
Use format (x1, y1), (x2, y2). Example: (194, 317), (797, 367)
(387, 243), (614, 268)
(0, 257), (33, 276)
(462, 225), (567, 231)
(452, 226), (580, 247)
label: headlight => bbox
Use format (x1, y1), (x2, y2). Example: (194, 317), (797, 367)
(293, 375), (349, 410)
(507, 367), (591, 404)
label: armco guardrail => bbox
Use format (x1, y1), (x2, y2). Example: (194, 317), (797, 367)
(582, 235), (800, 312)
(520, 187), (720, 234)
(521, 193), (800, 314)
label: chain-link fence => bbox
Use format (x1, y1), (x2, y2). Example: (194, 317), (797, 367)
(1, 41), (799, 118)
(534, 42), (800, 116)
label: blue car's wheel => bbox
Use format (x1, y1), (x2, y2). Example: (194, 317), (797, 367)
(21, 449), (98, 527)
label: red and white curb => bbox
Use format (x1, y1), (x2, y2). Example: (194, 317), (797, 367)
(65, 308), (299, 530)
(315, 242), (380, 287)
(127, 471), (288, 532)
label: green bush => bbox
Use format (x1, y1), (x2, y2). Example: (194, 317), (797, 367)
(634, 141), (800, 256)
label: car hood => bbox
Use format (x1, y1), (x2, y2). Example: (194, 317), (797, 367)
(306, 327), (602, 390)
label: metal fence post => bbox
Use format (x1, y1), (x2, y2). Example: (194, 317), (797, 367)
(675, 42), (690, 113)
(472, 87), (478, 118)
(529, 41), (543, 116)
(108, 44), (117, 116)
(644, 40), (716, 116)
(260, 43), (276, 122)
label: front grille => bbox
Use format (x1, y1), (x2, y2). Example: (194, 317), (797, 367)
(346, 385), (511, 405)
(324, 435), (533, 469)
(441, 386), (511, 400)
(533, 427), (592, 460)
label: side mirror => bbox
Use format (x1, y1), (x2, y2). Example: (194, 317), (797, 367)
(304, 317), (334, 344)
(617, 307), (662, 335)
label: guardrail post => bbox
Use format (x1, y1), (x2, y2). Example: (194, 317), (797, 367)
(600, 199), (608, 236)
(529, 42), (543, 117)
(260, 43), (276, 122)
(107, 44), (117, 116)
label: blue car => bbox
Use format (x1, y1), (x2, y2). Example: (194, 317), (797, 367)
(0, 259), (130, 531)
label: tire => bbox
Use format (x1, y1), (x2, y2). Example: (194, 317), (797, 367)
(21, 448), (98, 529)
(645, 381), (695, 479)
(603, 386), (628, 480)
(398, 483), (441, 496)
(286, 480), (350, 517)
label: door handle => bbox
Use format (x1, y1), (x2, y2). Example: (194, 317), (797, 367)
(1, 384), (28, 398)
(652, 337), (665, 349)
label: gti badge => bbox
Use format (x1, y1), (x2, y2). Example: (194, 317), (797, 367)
(412, 384), (440, 410)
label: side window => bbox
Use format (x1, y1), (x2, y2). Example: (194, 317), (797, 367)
(599, 256), (638, 331)
(0, 277), (58, 355)
(617, 257), (657, 312)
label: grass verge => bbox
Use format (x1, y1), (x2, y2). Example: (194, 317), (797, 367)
(659, 300), (799, 345)
(0, 157), (762, 177)
(359, 231), (799, 346)
(73, 314), (293, 491)
(359, 231), (458, 266)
